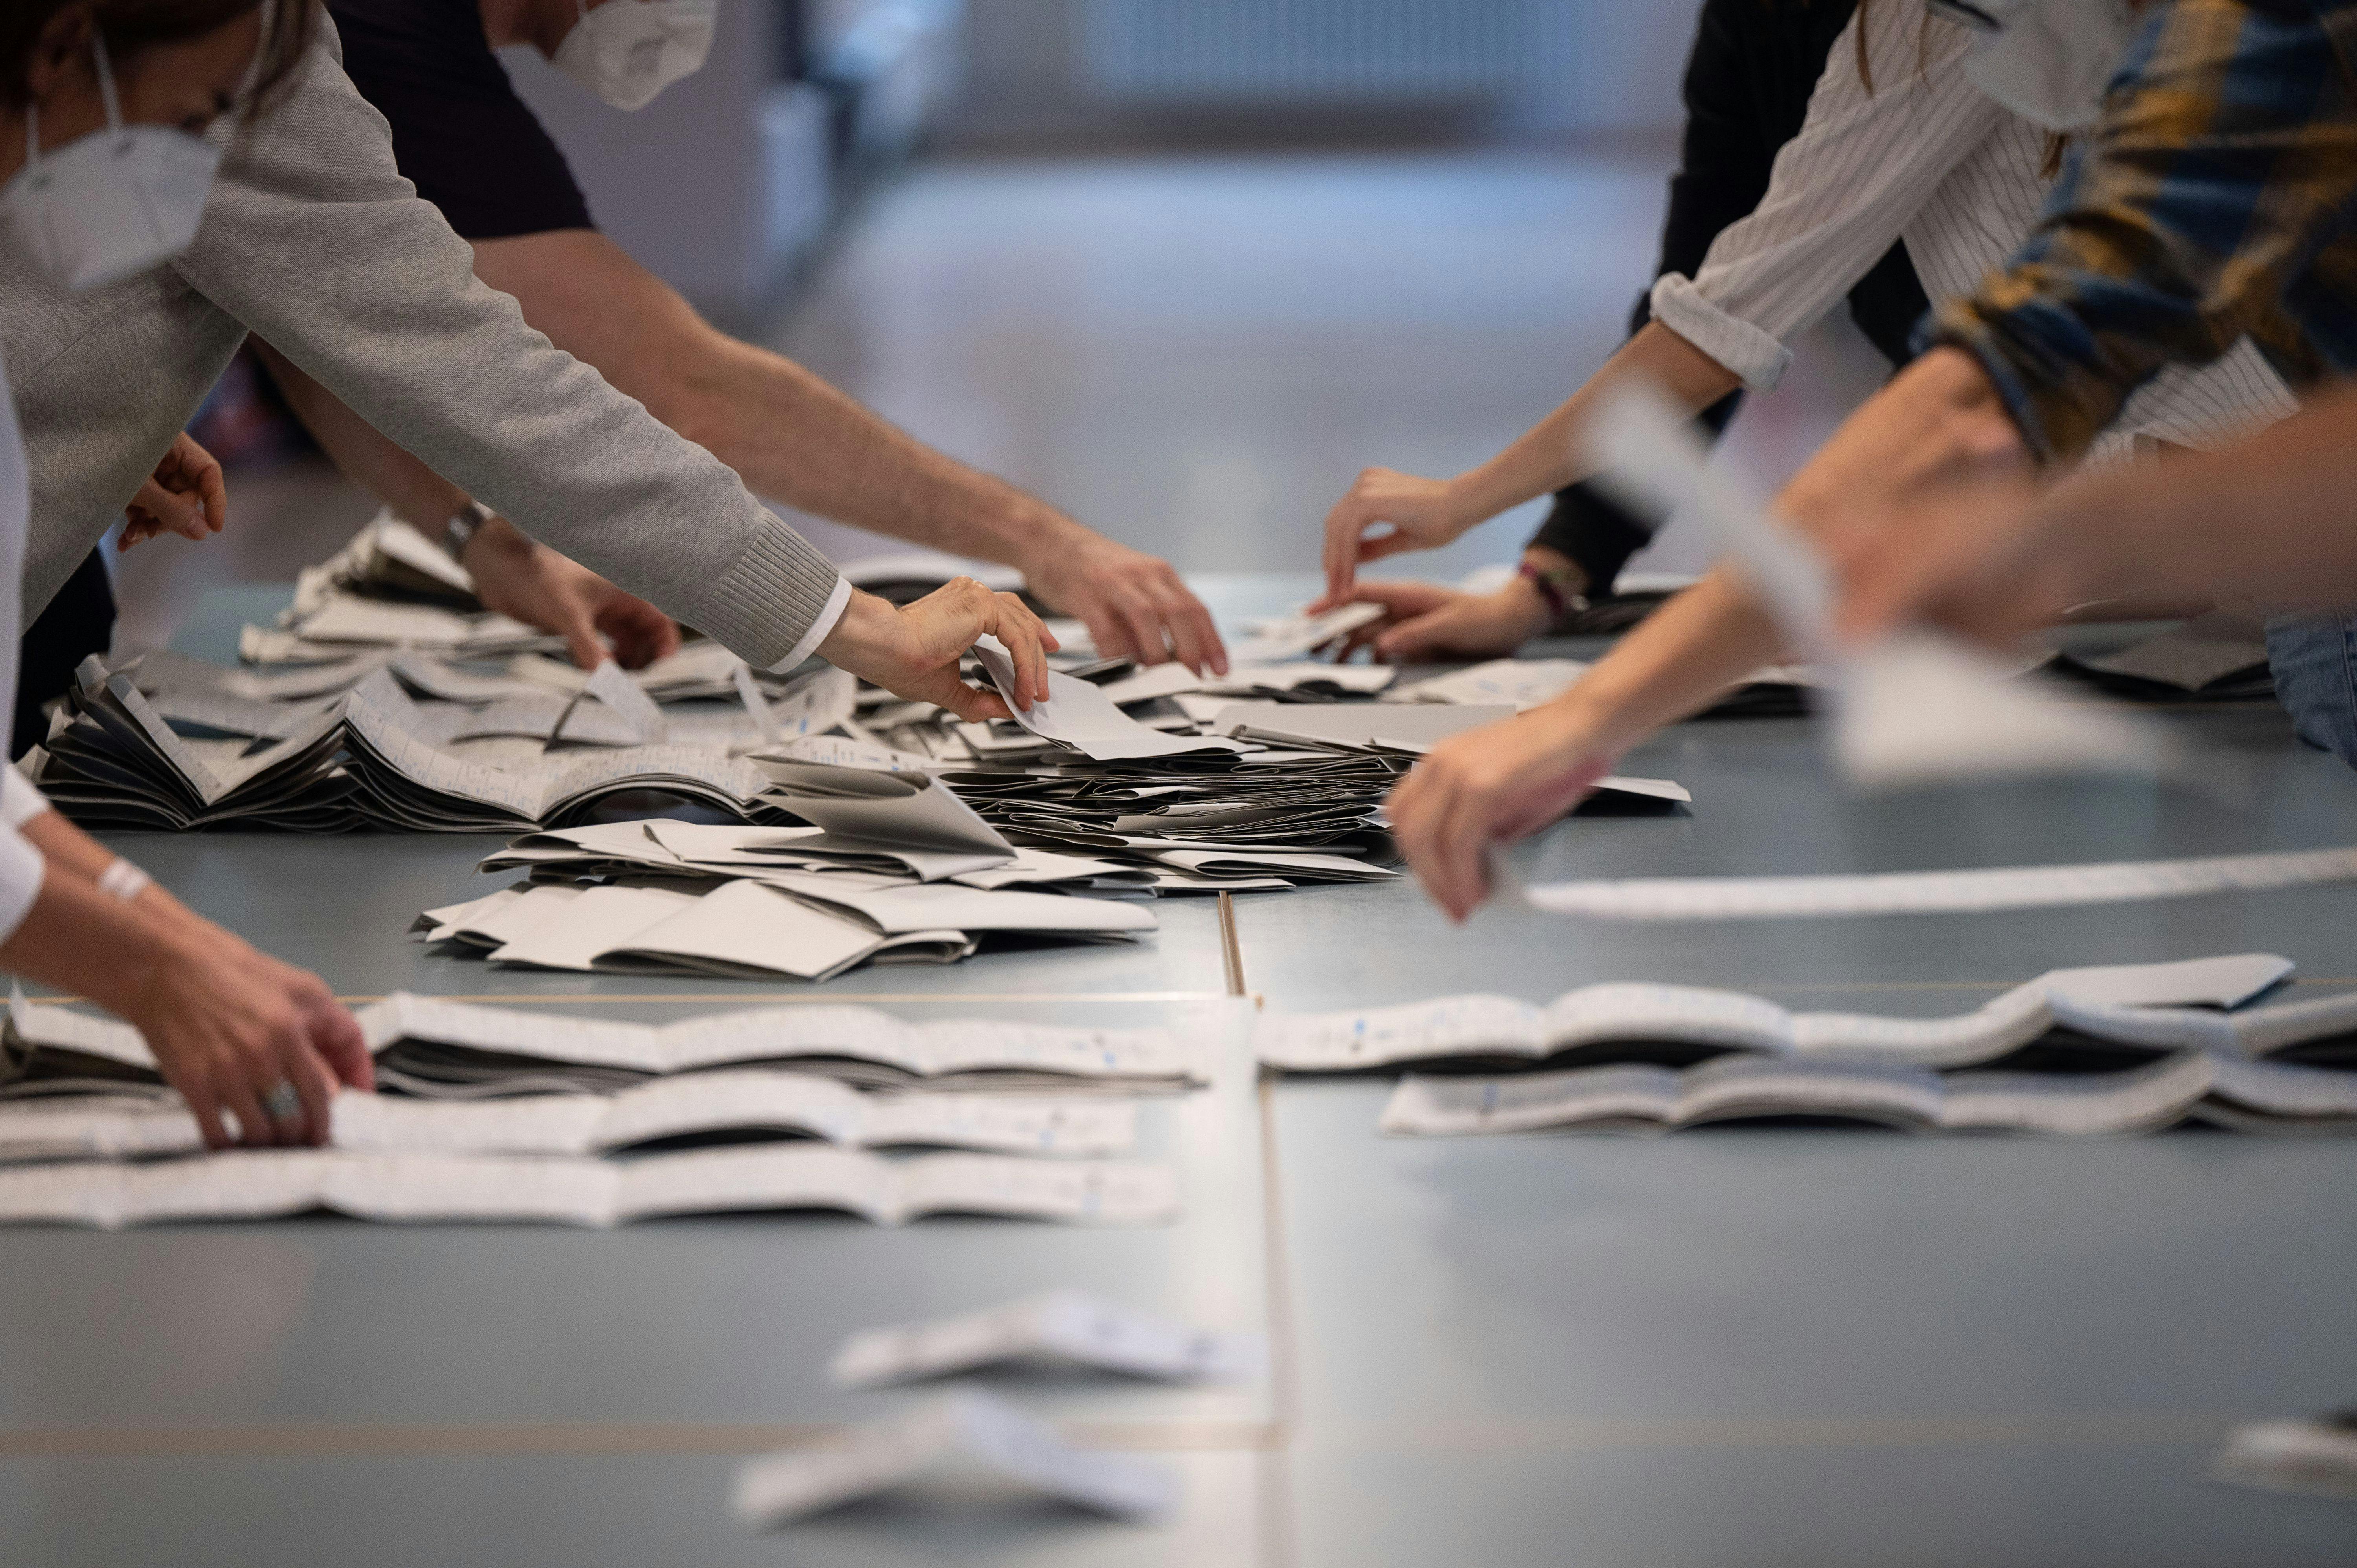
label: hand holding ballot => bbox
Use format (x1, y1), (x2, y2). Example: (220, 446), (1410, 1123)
(817, 578), (1057, 723)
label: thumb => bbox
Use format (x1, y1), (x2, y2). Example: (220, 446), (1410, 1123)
(556, 606), (608, 671)
(132, 482), (207, 541)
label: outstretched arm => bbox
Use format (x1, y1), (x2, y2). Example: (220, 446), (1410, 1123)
(471, 229), (1225, 673)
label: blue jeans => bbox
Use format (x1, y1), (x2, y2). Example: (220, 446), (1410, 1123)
(2266, 610), (2357, 766)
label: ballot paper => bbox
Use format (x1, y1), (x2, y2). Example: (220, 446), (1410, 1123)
(1202, 663), (1398, 698)
(828, 1289), (1264, 1388)
(1254, 953), (2296, 1072)
(753, 759), (1015, 866)
(1093, 663), (1208, 707)
(972, 643), (1243, 762)
(1516, 845), (2357, 923)
(352, 991), (1204, 1094)
(731, 1390), (1177, 1529)
(0, 991), (1207, 1104)
(0, 1146), (1180, 1229)
(1210, 701), (1519, 751)
(2214, 1415), (2357, 1500)
(0, 1079), (1136, 1165)
(1224, 603), (1386, 664)
(1585, 383), (2173, 789)
(1391, 659), (1591, 711)
(1378, 1045), (2357, 1138)
(559, 659), (669, 744)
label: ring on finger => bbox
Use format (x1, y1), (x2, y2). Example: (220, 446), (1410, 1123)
(261, 1079), (304, 1126)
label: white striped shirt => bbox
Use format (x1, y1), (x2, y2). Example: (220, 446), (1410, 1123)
(1648, 1), (2298, 462)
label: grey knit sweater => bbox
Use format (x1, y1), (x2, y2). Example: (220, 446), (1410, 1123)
(0, 21), (841, 667)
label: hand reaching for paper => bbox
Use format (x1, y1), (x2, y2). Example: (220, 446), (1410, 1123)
(119, 927), (373, 1150)
(1017, 533), (1227, 674)
(1319, 467), (1474, 603)
(1323, 578), (1552, 663)
(819, 578), (1058, 723)
(117, 433), (228, 551)
(462, 516), (683, 670)
(1387, 711), (1621, 921)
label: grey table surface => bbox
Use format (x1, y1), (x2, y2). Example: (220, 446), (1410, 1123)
(8, 578), (2357, 1564)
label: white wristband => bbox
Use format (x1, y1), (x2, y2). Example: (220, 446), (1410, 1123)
(97, 858), (152, 903)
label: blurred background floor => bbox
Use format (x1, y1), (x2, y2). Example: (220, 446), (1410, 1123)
(112, 0), (1885, 652)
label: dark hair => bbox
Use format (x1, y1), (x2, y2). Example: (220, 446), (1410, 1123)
(0, 0), (319, 119)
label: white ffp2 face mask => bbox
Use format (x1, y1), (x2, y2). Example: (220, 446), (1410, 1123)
(552, 0), (718, 111)
(0, 33), (224, 292)
(1956, 0), (2143, 132)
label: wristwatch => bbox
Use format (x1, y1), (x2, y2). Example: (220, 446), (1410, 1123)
(439, 499), (493, 561)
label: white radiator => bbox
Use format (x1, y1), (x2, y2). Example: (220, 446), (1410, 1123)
(1081, 0), (1545, 103)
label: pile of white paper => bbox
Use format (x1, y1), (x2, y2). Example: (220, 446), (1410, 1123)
(1244, 952), (2357, 1140)
(2, 989), (1210, 1098)
(1254, 954), (2297, 1072)
(0, 990), (1195, 1230)
(0, 1145), (1180, 1229)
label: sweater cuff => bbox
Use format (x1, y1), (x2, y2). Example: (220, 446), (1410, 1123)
(696, 521), (847, 669)
(766, 575), (853, 675)
(1651, 273), (1794, 393)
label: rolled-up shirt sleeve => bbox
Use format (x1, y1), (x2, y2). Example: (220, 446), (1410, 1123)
(1652, 7), (2002, 394)
(1932, 0), (2357, 462)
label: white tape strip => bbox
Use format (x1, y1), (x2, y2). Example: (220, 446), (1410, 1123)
(1521, 845), (2357, 923)
(95, 858), (152, 904)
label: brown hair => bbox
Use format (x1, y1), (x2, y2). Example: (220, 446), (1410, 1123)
(0, 0), (319, 120)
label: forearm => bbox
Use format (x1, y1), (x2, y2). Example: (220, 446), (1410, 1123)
(2033, 391), (2357, 610)
(1450, 322), (1742, 527)
(251, 340), (472, 530)
(16, 811), (211, 936)
(473, 230), (1088, 572)
(0, 859), (189, 1018)
(1541, 567), (1786, 754)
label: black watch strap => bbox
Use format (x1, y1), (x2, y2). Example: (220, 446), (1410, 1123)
(440, 499), (493, 561)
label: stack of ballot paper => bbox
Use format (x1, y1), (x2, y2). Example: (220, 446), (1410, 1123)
(0, 991), (1196, 1230)
(2, 989), (1210, 1100)
(1248, 954), (2357, 1138)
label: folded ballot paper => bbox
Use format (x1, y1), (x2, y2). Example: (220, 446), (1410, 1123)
(3, 989), (1209, 1099)
(731, 1390), (1177, 1529)
(0, 1078), (1138, 1166)
(828, 1289), (1265, 1388)
(1377, 1045), (2357, 1138)
(0, 1146), (1179, 1230)
(2214, 1414), (2357, 1500)
(1256, 953), (2298, 1073)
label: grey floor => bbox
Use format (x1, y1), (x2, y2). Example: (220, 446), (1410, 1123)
(33, 151), (2357, 1564)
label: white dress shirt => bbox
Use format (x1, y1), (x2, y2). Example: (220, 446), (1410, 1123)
(1648, 2), (2299, 462)
(0, 347), (50, 944)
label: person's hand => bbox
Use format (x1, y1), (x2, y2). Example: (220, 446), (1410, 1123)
(1388, 707), (1620, 921)
(817, 579), (1058, 722)
(1327, 577), (1553, 663)
(119, 928), (372, 1150)
(463, 516), (682, 669)
(1019, 534), (1227, 674)
(118, 433), (228, 551)
(1320, 468), (1475, 603)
